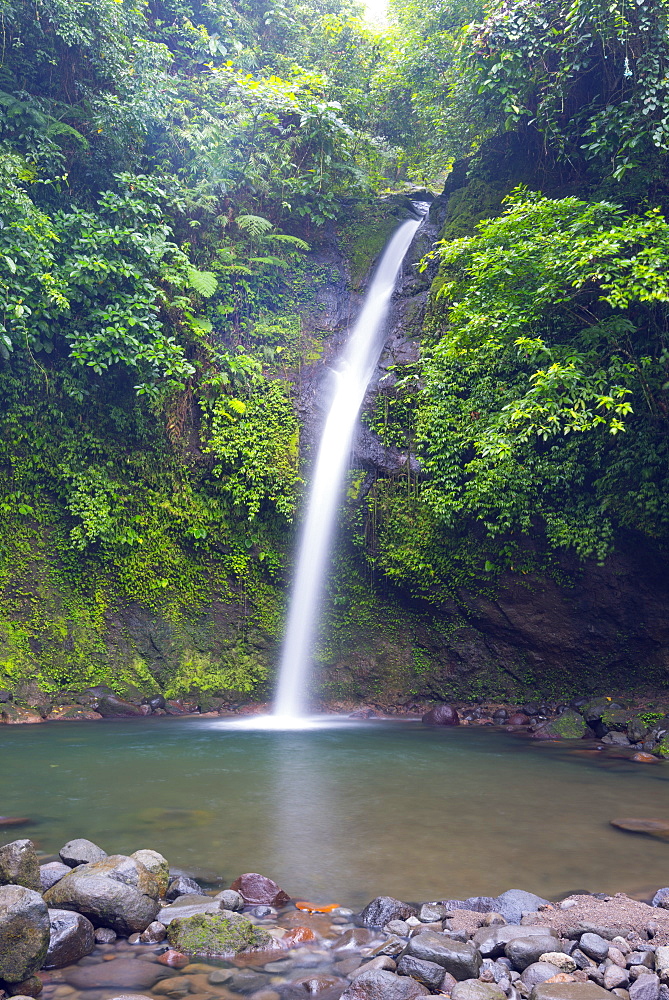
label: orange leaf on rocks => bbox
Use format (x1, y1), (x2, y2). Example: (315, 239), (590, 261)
(283, 926), (318, 946)
(294, 901), (340, 913)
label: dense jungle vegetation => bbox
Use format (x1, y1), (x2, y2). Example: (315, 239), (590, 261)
(2, 0), (669, 704)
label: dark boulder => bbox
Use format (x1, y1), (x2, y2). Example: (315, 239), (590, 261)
(0, 840), (41, 891)
(229, 872), (290, 907)
(405, 932), (482, 980)
(44, 909), (95, 968)
(504, 935), (561, 970)
(44, 854), (160, 935)
(396, 954), (447, 991)
(96, 694), (145, 718)
(0, 885), (50, 982)
(422, 704), (459, 726)
(360, 896), (418, 927)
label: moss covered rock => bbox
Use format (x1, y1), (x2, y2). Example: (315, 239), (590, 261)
(533, 709), (587, 740)
(166, 911), (271, 957)
(0, 885), (50, 982)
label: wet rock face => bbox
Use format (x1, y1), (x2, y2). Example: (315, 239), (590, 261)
(0, 840), (41, 891)
(43, 854), (160, 935)
(0, 884), (50, 982)
(44, 908), (95, 968)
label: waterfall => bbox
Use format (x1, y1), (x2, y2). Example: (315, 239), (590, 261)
(273, 207), (428, 721)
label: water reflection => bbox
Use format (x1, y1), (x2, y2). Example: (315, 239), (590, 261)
(1, 719), (668, 908)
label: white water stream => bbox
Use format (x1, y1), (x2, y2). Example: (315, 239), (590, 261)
(273, 207), (428, 721)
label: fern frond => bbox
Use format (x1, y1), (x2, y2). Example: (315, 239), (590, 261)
(187, 268), (218, 297)
(236, 214), (274, 238)
(267, 233), (310, 251)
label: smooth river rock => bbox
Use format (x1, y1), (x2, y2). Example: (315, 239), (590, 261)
(0, 840), (41, 891)
(505, 935), (561, 970)
(40, 862), (71, 892)
(0, 884), (50, 982)
(59, 838), (107, 867)
(405, 931), (482, 980)
(452, 980), (507, 1000)
(229, 872), (290, 907)
(521, 963), (564, 988)
(44, 854), (160, 934)
(422, 704), (459, 726)
(396, 954), (447, 991)
(214, 889), (244, 911)
(474, 924), (558, 958)
(44, 908), (95, 968)
(531, 983), (614, 1000)
(340, 968), (430, 999)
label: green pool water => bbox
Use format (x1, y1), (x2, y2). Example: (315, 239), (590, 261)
(1, 716), (667, 909)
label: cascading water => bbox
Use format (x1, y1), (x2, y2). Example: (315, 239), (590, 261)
(273, 206), (428, 721)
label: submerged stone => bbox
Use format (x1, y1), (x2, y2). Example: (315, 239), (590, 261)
(610, 819), (669, 838)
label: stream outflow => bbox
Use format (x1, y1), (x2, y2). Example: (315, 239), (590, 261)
(273, 207), (428, 720)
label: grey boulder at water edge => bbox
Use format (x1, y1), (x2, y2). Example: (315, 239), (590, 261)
(2, 838), (669, 1000)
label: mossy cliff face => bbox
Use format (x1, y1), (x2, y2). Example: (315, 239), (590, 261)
(2, 191), (669, 713)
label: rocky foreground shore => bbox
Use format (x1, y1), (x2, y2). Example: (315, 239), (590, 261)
(2, 837), (669, 1000)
